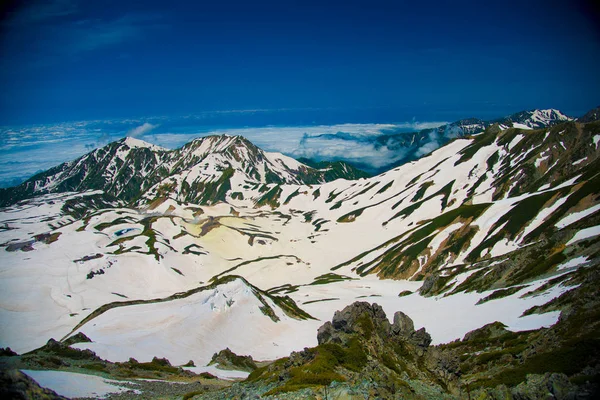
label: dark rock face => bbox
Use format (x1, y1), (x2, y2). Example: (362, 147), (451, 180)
(0, 369), (67, 400)
(317, 302), (432, 350)
(578, 106), (600, 123)
(0, 347), (18, 357)
(63, 332), (92, 346)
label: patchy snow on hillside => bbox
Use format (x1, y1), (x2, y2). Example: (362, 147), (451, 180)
(567, 225), (600, 246)
(555, 204), (600, 229)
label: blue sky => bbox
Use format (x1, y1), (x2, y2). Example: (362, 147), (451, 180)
(1, 0), (599, 124)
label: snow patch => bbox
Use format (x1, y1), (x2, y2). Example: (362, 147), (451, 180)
(556, 256), (589, 271)
(566, 225), (600, 246)
(555, 204), (600, 229)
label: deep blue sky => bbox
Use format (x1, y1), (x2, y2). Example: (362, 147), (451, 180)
(1, 0), (599, 125)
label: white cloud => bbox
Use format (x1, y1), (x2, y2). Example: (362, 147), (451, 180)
(128, 123), (157, 137)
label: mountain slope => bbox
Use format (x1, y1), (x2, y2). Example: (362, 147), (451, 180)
(495, 108), (573, 129)
(139, 135), (368, 205)
(0, 135), (368, 208)
(0, 137), (170, 207)
(1, 111), (599, 398)
(268, 121), (600, 297)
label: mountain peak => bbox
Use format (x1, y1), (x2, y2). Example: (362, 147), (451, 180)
(496, 108), (573, 129)
(119, 137), (167, 152)
(578, 106), (600, 123)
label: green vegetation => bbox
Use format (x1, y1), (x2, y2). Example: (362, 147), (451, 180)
(411, 181), (434, 202)
(486, 150), (500, 170)
(346, 202), (489, 279)
(178, 165), (235, 204)
(183, 244), (206, 255)
(82, 362), (109, 372)
(94, 217), (134, 231)
(255, 185), (282, 209)
(454, 125), (499, 165)
(283, 188), (301, 205)
(386, 180), (455, 224)
(262, 339), (367, 395)
(465, 190), (563, 262)
(231, 191), (244, 200)
(337, 208), (363, 223)
(209, 348), (257, 372)
(303, 298), (340, 304)
(475, 285), (529, 305)
(312, 188), (321, 200)
(376, 181), (393, 195)
(472, 339), (600, 389)
(309, 273), (355, 285)
(118, 357), (180, 374)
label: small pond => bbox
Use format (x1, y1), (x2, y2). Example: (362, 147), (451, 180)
(113, 228), (140, 237)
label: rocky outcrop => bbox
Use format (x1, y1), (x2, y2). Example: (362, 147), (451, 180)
(209, 348), (257, 372)
(317, 302), (433, 353)
(476, 372), (598, 400)
(253, 302), (461, 398)
(463, 321), (510, 342)
(578, 106), (600, 123)
(63, 332), (92, 346)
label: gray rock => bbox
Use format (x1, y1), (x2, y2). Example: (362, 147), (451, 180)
(392, 311), (415, 336)
(412, 327), (432, 348)
(463, 321), (509, 342)
(512, 373), (578, 400)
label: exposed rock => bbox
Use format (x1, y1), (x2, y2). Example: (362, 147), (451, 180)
(392, 310), (414, 335)
(0, 369), (67, 400)
(27, 338), (102, 362)
(412, 327), (432, 349)
(63, 332), (92, 346)
(318, 302), (393, 346)
(209, 348), (257, 372)
(463, 321), (510, 342)
(511, 373), (582, 400)
(578, 106), (600, 123)
(0, 347), (18, 356)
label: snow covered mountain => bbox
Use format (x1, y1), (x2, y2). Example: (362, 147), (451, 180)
(495, 108), (573, 129)
(1, 110), (599, 398)
(0, 135), (368, 208)
(353, 109), (574, 174)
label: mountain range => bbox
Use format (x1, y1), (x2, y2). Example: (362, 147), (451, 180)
(0, 107), (599, 399)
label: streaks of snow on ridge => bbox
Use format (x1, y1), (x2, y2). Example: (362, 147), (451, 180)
(518, 194), (570, 243)
(556, 256), (589, 271)
(555, 204), (600, 229)
(567, 225), (600, 246)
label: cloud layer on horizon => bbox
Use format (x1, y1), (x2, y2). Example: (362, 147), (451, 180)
(0, 118), (449, 188)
